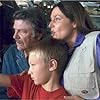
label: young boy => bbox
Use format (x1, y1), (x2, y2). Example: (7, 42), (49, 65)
(0, 37), (69, 99)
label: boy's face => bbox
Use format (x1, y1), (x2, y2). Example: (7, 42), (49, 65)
(28, 52), (51, 85)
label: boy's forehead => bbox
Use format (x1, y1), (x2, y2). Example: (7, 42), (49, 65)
(29, 51), (43, 59)
(28, 51), (46, 63)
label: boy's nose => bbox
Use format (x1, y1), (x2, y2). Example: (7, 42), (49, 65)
(28, 67), (33, 75)
(28, 69), (31, 75)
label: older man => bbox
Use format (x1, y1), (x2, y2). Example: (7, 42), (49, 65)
(0, 7), (47, 99)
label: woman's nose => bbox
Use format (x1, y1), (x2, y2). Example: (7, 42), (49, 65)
(48, 21), (54, 29)
(48, 22), (51, 28)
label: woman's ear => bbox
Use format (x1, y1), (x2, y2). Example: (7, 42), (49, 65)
(49, 59), (57, 71)
(72, 21), (77, 28)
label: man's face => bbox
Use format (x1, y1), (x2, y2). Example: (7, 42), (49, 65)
(13, 19), (34, 51)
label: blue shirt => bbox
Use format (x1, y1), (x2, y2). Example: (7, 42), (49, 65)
(2, 44), (29, 74)
(0, 44), (29, 99)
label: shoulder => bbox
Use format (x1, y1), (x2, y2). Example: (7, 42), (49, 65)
(59, 87), (70, 96)
(81, 31), (100, 46)
(4, 44), (19, 57)
(6, 44), (17, 52)
(53, 87), (70, 100)
(97, 32), (100, 43)
(10, 71), (28, 82)
(85, 31), (100, 39)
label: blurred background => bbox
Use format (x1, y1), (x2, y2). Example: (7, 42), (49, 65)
(15, 0), (100, 29)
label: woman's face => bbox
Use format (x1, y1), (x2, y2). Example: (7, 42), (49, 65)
(49, 7), (76, 41)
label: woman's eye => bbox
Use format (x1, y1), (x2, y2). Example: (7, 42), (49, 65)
(54, 16), (62, 22)
(50, 16), (62, 23)
(55, 17), (60, 21)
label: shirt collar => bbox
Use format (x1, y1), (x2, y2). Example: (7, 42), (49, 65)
(74, 32), (85, 48)
(16, 46), (25, 58)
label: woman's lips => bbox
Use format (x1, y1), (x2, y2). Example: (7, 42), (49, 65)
(51, 31), (55, 37)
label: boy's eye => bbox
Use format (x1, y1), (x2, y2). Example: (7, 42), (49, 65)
(31, 64), (35, 66)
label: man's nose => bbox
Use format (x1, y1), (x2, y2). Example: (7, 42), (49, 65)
(13, 30), (20, 39)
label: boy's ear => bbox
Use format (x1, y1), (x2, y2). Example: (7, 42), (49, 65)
(49, 59), (57, 71)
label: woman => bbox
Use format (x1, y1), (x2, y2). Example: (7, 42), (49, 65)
(49, 1), (100, 100)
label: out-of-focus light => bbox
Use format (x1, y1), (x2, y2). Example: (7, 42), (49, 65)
(53, 0), (60, 4)
(43, 2), (46, 7)
(51, 5), (54, 9)
(0, 2), (2, 6)
(34, 0), (42, 4)
(47, 5), (50, 8)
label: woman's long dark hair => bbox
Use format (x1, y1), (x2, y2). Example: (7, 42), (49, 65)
(51, 1), (95, 34)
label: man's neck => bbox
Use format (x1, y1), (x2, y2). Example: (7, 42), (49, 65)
(24, 50), (28, 58)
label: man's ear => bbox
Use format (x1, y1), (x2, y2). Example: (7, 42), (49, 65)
(49, 59), (57, 71)
(35, 33), (43, 40)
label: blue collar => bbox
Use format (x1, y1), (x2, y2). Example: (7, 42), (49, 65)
(74, 33), (85, 48)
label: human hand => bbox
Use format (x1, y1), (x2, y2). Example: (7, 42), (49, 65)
(64, 95), (84, 100)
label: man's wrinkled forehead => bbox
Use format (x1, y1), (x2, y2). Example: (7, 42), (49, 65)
(13, 19), (33, 30)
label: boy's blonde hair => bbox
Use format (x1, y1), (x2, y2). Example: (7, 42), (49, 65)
(28, 37), (68, 79)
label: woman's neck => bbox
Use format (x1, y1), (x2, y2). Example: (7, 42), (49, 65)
(65, 30), (78, 48)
